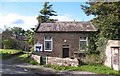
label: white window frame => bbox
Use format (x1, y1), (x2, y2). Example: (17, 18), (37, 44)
(79, 37), (88, 51)
(44, 37), (53, 51)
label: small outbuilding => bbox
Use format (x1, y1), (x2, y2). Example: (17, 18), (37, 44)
(105, 40), (120, 70)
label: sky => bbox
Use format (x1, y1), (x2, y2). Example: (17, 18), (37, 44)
(0, 2), (95, 31)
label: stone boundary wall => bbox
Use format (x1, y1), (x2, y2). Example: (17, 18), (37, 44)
(46, 57), (79, 66)
(31, 54), (79, 66)
(31, 54), (41, 64)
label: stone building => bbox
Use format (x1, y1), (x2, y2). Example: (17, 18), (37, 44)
(105, 40), (120, 70)
(34, 21), (97, 58)
(16, 36), (29, 51)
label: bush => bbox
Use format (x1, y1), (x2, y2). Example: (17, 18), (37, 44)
(96, 37), (108, 64)
(29, 59), (38, 65)
(84, 54), (100, 65)
(3, 38), (18, 49)
(30, 46), (34, 53)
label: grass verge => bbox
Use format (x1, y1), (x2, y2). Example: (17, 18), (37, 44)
(43, 64), (120, 75)
(0, 49), (22, 59)
(0, 49), (22, 54)
(0, 49), (37, 65)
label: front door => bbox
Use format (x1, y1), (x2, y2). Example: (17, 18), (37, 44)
(63, 48), (69, 58)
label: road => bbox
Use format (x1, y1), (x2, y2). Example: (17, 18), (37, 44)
(0, 55), (113, 76)
(0, 56), (62, 76)
(0, 56), (40, 76)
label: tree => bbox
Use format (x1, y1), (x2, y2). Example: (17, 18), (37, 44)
(37, 2), (57, 23)
(81, 2), (120, 40)
(2, 27), (12, 38)
(87, 32), (99, 54)
(2, 27), (27, 49)
(81, 2), (120, 64)
(11, 27), (25, 36)
(3, 37), (18, 49)
(25, 28), (35, 52)
(25, 29), (34, 45)
(2, 27), (18, 49)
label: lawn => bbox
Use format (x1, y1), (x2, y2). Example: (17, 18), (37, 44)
(0, 49), (21, 54)
(43, 64), (120, 75)
(0, 49), (22, 59)
(0, 49), (37, 64)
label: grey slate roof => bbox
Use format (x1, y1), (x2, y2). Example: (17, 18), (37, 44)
(36, 21), (97, 32)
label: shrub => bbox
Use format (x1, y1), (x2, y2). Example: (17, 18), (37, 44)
(30, 46), (34, 53)
(84, 54), (100, 65)
(2, 38), (18, 49)
(29, 59), (38, 65)
(96, 37), (108, 64)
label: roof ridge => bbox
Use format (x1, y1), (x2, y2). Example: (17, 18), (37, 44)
(56, 21), (89, 23)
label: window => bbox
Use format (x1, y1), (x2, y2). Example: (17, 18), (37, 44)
(44, 37), (52, 51)
(79, 37), (87, 51)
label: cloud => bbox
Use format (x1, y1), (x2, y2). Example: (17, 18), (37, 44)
(51, 14), (80, 21)
(0, 13), (38, 30)
(2, 0), (89, 2)
(12, 19), (24, 24)
(0, 13), (80, 31)
(3, 0), (118, 2)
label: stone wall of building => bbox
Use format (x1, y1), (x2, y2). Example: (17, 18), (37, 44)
(34, 32), (88, 58)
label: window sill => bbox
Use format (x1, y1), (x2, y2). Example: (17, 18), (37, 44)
(35, 51), (42, 52)
(80, 50), (86, 51)
(44, 50), (52, 52)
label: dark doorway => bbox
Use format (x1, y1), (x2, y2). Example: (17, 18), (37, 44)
(63, 48), (69, 58)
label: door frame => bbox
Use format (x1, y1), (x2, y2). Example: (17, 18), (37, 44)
(62, 45), (70, 58)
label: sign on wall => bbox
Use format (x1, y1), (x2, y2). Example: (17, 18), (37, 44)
(34, 43), (42, 51)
